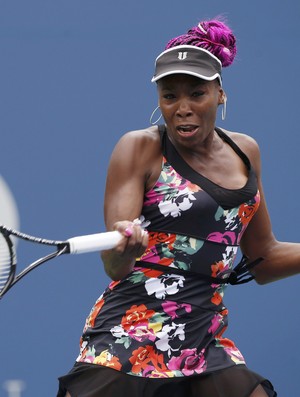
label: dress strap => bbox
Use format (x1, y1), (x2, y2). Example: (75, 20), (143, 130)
(215, 127), (251, 170)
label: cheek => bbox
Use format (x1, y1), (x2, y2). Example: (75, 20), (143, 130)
(202, 99), (218, 116)
(159, 104), (173, 119)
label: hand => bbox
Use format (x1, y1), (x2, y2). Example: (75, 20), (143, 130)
(113, 219), (148, 259)
(102, 218), (149, 280)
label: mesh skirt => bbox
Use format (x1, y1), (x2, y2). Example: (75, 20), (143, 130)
(57, 363), (277, 397)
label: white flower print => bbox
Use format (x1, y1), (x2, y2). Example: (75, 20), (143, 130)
(155, 322), (186, 357)
(145, 274), (185, 299)
(158, 188), (196, 218)
(222, 246), (238, 268)
(110, 325), (129, 338)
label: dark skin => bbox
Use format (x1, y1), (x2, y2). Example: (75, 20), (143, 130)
(64, 74), (299, 397)
(101, 74), (300, 284)
(65, 76), (292, 397)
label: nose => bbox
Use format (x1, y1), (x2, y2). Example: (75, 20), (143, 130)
(176, 98), (193, 118)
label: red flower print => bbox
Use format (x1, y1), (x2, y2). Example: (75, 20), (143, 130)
(186, 181), (201, 193)
(129, 345), (167, 374)
(218, 338), (245, 364)
(121, 304), (155, 332)
(211, 261), (225, 278)
(147, 232), (175, 246)
(141, 268), (163, 278)
(88, 297), (105, 328)
(140, 232), (175, 275)
(238, 194), (260, 226)
(217, 337), (235, 349)
(211, 291), (223, 306)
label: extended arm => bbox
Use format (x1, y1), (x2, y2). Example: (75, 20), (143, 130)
(239, 136), (300, 284)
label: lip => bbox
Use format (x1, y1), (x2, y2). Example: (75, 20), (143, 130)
(176, 125), (199, 137)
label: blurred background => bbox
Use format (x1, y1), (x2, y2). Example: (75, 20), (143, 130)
(0, 1), (299, 396)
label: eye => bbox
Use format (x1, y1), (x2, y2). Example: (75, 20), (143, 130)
(192, 90), (205, 97)
(162, 93), (176, 100)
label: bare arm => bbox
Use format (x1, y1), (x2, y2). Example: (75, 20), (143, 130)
(237, 134), (300, 284)
(100, 127), (161, 280)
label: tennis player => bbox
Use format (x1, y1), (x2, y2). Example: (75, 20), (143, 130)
(57, 18), (299, 396)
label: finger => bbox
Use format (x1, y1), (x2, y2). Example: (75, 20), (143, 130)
(124, 225), (134, 237)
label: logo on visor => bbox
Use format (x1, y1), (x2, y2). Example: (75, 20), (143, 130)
(178, 52), (187, 60)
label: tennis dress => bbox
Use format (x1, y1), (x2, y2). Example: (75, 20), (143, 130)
(58, 126), (276, 397)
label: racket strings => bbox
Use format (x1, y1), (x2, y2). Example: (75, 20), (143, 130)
(0, 234), (14, 291)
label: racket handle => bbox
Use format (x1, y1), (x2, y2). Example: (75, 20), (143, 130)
(67, 231), (122, 254)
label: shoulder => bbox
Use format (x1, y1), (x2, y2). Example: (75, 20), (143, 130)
(109, 126), (162, 178)
(113, 126), (161, 156)
(220, 127), (259, 151)
(220, 127), (261, 173)
(117, 126), (161, 144)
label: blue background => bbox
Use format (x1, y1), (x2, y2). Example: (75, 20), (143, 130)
(1, 1), (300, 396)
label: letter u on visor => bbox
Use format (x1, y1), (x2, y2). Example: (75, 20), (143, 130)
(151, 45), (222, 86)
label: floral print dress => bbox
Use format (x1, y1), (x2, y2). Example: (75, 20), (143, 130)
(76, 126), (261, 379)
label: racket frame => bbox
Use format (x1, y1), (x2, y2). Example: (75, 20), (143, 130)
(0, 224), (122, 298)
(0, 225), (69, 298)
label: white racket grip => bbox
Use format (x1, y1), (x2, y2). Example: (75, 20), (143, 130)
(67, 231), (122, 254)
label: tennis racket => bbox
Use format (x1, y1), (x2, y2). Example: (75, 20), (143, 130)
(0, 224), (122, 298)
(0, 175), (20, 230)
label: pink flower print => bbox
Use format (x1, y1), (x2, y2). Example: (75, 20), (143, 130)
(161, 301), (192, 320)
(126, 321), (158, 342)
(217, 338), (245, 365)
(208, 313), (224, 335)
(119, 304), (162, 343)
(77, 342), (96, 363)
(168, 348), (207, 376)
(140, 246), (160, 264)
(144, 181), (165, 206)
(224, 345), (245, 365)
(207, 231), (236, 245)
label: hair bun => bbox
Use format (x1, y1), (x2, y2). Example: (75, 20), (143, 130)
(196, 19), (237, 67)
(165, 18), (237, 68)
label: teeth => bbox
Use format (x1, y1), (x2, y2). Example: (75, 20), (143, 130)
(180, 126), (190, 129)
(179, 126), (194, 132)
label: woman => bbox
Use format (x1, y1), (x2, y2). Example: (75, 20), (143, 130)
(58, 18), (299, 397)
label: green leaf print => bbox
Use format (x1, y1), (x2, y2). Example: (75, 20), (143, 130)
(128, 271), (148, 284)
(173, 236), (204, 253)
(161, 170), (168, 182)
(215, 206), (239, 222)
(227, 207), (238, 218)
(115, 336), (132, 349)
(161, 245), (175, 259)
(215, 206), (224, 221)
(174, 260), (190, 271)
(151, 312), (169, 324)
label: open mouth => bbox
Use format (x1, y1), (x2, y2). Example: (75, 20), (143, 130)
(177, 125), (199, 136)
